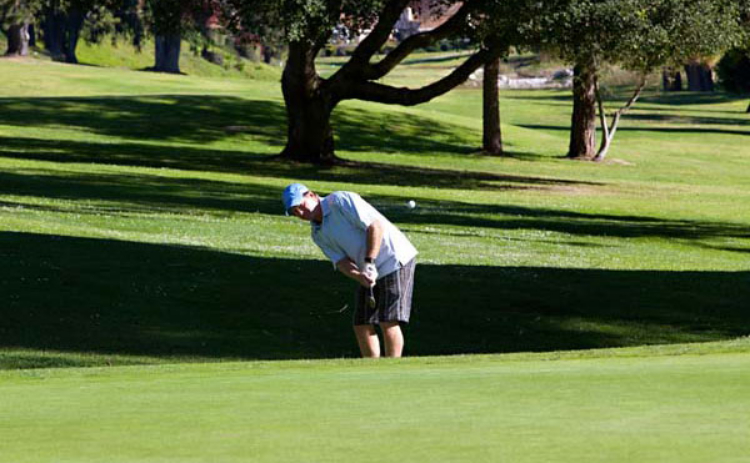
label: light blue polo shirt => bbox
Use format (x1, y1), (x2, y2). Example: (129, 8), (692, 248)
(311, 192), (417, 279)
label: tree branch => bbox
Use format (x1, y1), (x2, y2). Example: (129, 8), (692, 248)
(594, 75), (609, 142)
(345, 48), (498, 106)
(343, 0), (410, 70)
(594, 74), (647, 161)
(362, 3), (474, 80)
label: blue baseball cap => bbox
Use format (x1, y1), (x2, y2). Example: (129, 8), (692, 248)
(282, 183), (309, 215)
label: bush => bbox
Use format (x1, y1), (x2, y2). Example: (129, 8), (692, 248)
(716, 48), (750, 94)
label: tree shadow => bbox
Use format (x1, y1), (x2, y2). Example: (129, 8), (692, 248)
(382, 200), (750, 241)
(2, 232), (748, 367)
(0, 165), (746, 242)
(519, 124), (750, 137)
(0, 94), (477, 155)
(0, 169), (282, 214)
(503, 90), (747, 109)
(623, 113), (750, 128)
(0, 137), (601, 194)
(638, 92), (747, 106)
(0, 95), (285, 144)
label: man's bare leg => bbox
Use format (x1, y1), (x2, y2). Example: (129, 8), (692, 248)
(354, 324), (380, 358)
(380, 322), (404, 358)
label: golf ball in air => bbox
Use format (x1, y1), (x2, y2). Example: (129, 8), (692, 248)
(407, 200), (416, 209)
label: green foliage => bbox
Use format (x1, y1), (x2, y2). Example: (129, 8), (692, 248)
(143, 0), (187, 35)
(81, 4), (119, 44)
(232, 0), (389, 45)
(542, 0), (745, 73)
(0, 0), (43, 30)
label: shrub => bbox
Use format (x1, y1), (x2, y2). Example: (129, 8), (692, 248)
(716, 48), (750, 93)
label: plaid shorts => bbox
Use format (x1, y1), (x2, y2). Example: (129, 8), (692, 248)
(354, 259), (416, 325)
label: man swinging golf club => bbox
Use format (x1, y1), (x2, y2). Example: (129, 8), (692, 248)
(283, 183), (417, 358)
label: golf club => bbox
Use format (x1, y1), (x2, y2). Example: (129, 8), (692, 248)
(368, 285), (376, 308)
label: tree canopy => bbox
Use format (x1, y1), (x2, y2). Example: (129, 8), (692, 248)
(539, 0), (745, 160)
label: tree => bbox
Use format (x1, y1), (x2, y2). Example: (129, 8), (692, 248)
(478, 0), (551, 156)
(143, 0), (234, 73)
(684, 60), (714, 92)
(544, 0), (744, 161)
(230, 0), (507, 164)
(37, 0), (123, 63)
(482, 57), (503, 155)
(661, 67), (682, 91)
(39, 0), (84, 63)
(0, 0), (41, 56)
(142, 0), (185, 72)
(113, 0), (144, 51)
(716, 48), (750, 94)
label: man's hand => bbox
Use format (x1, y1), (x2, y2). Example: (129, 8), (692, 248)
(363, 262), (378, 286)
(338, 258), (376, 287)
(359, 273), (375, 288)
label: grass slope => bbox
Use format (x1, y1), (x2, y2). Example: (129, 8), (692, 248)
(76, 37), (282, 81)
(0, 57), (749, 369)
(2, 341), (750, 463)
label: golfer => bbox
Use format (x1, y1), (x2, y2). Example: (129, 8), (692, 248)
(283, 183), (417, 358)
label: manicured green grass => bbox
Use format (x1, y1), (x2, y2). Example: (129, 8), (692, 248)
(2, 49), (750, 463)
(2, 341), (750, 463)
(76, 37), (282, 81)
(1, 56), (749, 370)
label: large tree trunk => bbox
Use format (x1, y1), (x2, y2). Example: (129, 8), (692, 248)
(482, 57), (503, 155)
(6, 22), (30, 56)
(280, 41), (338, 164)
(41, 6), (84, 63)
(684, 61), (714, 92)
(28, 23), (36, 47)
(63, 9), (84, 64)
(568, 62), (598, 160)
(42, 8), (66, 61)
(154, 34), (181, 73)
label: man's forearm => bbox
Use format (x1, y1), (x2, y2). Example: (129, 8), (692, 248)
(336, 258), (364, 283)
(366, 219), (384, 261)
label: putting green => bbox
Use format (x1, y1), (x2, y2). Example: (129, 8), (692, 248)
(2, 348), (749, 462)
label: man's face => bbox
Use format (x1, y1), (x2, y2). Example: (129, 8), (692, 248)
(289, 191), (319, 221)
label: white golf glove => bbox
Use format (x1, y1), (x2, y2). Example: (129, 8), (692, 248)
(363, 262), (378, 286)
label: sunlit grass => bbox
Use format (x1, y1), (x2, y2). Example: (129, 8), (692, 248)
(0, 57), (749, 369)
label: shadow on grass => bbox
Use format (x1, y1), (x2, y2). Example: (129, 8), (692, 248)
(0, 94), (477, 155)
(638, 92), (747, 106)
(383, 200), (750, 241)
(0, 166), (747, 242)
(519, 124), (750, 137)
(0, 137), (598, 193)
(2, 231), (748, 367)
(503, 91), (749, 117)
(624, 113), (750, 128)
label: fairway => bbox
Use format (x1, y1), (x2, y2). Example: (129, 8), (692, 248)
(2, 58), (750, 367)
(2, 343), (750, 463)
(2, 48), (750, 462)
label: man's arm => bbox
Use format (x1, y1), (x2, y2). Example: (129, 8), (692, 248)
(336, 258), (372, 287)
(365, 219), (384, 262)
